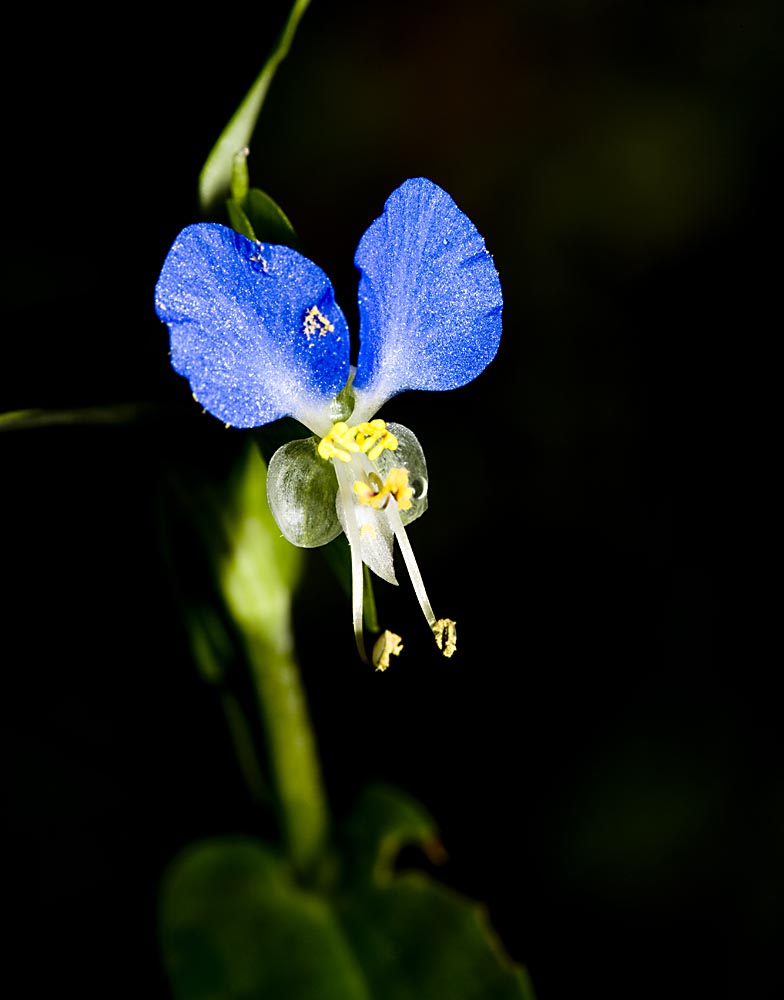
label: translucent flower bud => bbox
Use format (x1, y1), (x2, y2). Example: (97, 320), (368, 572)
(373, 422), (428, 526)
(266, 437), (341, 547)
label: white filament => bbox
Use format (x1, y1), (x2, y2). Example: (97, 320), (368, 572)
(334, 461), (370, 663)
(385, 502), (436, 627)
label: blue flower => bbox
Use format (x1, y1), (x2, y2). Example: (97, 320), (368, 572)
(155, 177), (502, 667)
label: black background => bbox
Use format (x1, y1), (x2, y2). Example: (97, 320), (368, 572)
(1, 1), (778, 997)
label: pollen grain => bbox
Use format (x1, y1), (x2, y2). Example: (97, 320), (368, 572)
(303, 305), (335, 339)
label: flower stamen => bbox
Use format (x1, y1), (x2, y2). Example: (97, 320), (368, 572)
(318, 418), (398, 463)
(317, 421), (361, 462)
(352, 419), (398, 460)
(384, 502), (457, 659)
(354, 467), (413, 511)
(432, 618), (458, 658)
(372, 630), (404, 672)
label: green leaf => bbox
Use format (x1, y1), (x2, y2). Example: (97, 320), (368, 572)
(199, 0), (313, 217)
(226, 189), (302, 248)
(340, 874), (536, 1000)
(342, 784), (444, 887)
(245, 188), (301, 248)
(225, 149), (300, 247)
(159, 787), (536, 999)
(0, 402), (157, 432)
(338, 785), (536, 1000)
(160, 837), (371, 1000)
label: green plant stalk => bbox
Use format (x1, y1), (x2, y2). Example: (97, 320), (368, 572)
(249, 636), (327, 879)
(219, 450), (329, 879)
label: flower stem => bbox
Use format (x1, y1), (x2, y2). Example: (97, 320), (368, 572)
(244, 637), (328, 879)
(219, 445), (329, 880)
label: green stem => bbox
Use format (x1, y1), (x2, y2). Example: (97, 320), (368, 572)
(219, 446), (329, 879)
(244, 638), (328, 878)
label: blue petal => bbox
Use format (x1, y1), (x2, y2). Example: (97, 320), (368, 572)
(155, 223), (350, 431)
(352, 178), (502, 418)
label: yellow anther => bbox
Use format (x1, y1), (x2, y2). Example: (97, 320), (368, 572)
(318, 418), (398, 463)
(385, 468), (413, 510)
(372, 630), (404, 672)
(351, 419), (398, 459)
(432, 618), (457, 658)
(318, 421), (361, 462)
(303, 305), (335, 339)
(353, 467), (414, 511)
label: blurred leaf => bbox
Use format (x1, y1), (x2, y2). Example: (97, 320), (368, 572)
(341, 876), (535, 1000)
(182, 601), (235, 686)
(160, 785), (535, 999)
(339, 785), (535, 1000)
(0, 402), (158, 431)
(159, 437), (318, 840)
(160, 837), (370, 1000)
(199, 0), (313, 217)
(342, 784), (444, 887)
(158, 435), (301, 665)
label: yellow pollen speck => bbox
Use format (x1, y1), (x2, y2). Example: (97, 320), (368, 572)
(303, 305), (335, 339)
(250, 246), (269, 272)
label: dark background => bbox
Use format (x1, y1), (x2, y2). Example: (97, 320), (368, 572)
(1, 1), (778, 997)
